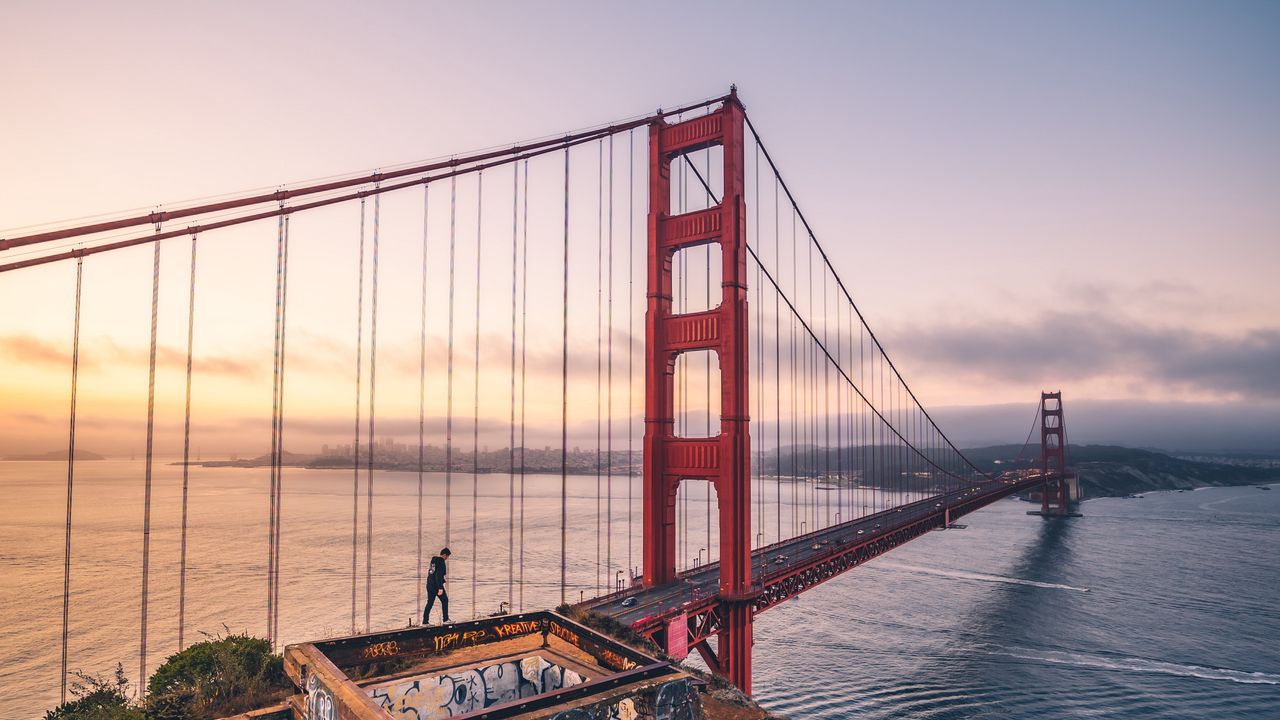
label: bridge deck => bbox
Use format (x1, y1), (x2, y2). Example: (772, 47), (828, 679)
(579, 475), (1046, 633)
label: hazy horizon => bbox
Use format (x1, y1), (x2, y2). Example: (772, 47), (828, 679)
(6, 398), (1277, 460)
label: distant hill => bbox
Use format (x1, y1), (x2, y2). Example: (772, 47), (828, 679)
(962, 444), (1280, 498)
(185, 450), (315, 468)
(3, 449), (104, 461)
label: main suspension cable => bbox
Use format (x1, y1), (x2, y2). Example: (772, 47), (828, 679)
(683, 156), (975, 484)
(1012, 400), (1043, 468)
(2, 94), (732, 254)
(743, 115), (986, 479)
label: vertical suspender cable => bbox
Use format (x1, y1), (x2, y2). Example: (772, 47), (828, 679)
(519, 159), (529, 611)
(678, 154), (686, 567)
(862, 317), (868, 518)
(771, 144), (781, 542)
(446, 174), (457, 547)
(879, 351), (885, 511)
(753, 150), (764, 546)
(805, 233), (814, 530)
(273, 216), (291, 644)
(678, 156), (685, 566)
(860, 317), (870, 509)
(59, 256), (83, 705)
(606, 133), (615, 590)
(808, 226), (815, 527)
(178, 234), (197, 649)
(350, 198), (366, 634)
(847, 308), (854, 521)
(366, 189), (381, 631)
(472, 171), (483, 617)
(509, 163), (518, 610)
(783, 204), (793, 535)
(595, 139), (603, 596)
(743, 145), (756, 539)
(704, 147), (711, 555)
(417, 184), (429, 617)
(875, 349), (882, 510)
(824, 266), (831, 526)
(268, 210), (283, 643)
(139, 231), (161, 693)
(627, 129), (634, 581)
(560, 145), (570, 606)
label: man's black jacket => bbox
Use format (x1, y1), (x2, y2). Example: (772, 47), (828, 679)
(427, 555), (447, 591)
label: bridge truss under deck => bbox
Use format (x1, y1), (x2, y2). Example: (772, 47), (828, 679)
(579, 473), (1051, 665)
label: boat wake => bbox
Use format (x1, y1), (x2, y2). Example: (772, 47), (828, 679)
(990, 648), (1280, 685)
(875, 562), (1091, 592)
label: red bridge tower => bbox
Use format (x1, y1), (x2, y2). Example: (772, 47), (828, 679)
(1039, 391), (1073, 515)
(642, 91), (756, 691)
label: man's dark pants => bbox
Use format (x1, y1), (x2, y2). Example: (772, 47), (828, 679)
(424, 587), (449, 624)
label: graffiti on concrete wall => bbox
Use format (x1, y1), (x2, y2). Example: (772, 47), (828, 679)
(549, 621), (639, 671)
(368, 654), (586, 719)
(430, 619), (544, 653)
(547, 678), (701, 720)
(306, 672), (336, 720)
(549, 698), (638, 720)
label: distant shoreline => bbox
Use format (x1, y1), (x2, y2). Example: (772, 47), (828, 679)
(177, 457), (641, 476)
(2, 450), (104, 461)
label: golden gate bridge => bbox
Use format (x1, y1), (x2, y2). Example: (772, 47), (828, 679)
(0, 88), (1075, 701)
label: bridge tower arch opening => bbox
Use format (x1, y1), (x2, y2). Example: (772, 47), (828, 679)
(642, 90), (757, 691)
(672, 477), (723, 573)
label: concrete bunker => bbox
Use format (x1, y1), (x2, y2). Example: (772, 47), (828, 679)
(232, 611), (703, 720)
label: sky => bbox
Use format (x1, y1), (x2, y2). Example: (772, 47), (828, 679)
(2, 1), (1278, 455)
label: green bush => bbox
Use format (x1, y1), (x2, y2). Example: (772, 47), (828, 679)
(44, 665), (144, 720)
(44, 634), (290, 720)
(144, 632), (290, 720)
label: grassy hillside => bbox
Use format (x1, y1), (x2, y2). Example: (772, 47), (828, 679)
(963, 444), (1280, 498)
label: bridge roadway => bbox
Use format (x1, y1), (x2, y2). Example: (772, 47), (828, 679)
(579, 473), (1047, 640)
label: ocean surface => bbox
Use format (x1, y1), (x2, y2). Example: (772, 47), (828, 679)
(1, 460), (1277, 719)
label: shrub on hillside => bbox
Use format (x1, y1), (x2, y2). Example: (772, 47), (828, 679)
(44, 665), (143, 720)
(144, 632), (290, 720)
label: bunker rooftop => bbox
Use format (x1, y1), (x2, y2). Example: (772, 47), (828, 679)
(220, 610), (704, 720)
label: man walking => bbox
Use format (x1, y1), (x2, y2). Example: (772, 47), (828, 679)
(423, 547), (451, 625)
